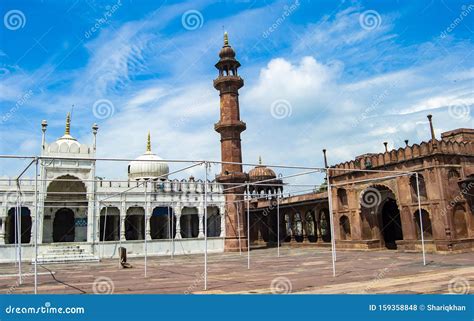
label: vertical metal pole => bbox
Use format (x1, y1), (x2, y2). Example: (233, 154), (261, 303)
(326, 169), (336, 277)
(171, 205), (175, 259)
(34, 158), (38, 294)
(277, 191), (280, 258)
(16, 188), (22, 284)
(102, 205), (108, 258)
(415, 173), (426, 266)
(237, 201), (242, 255)
(144, 181), (147, 278)
(246, 184), (250, 270)
(204, 162), (208, 290)
(168, 206), (173, 258)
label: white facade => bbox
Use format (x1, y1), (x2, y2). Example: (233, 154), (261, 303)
(0, 117), (226, 263)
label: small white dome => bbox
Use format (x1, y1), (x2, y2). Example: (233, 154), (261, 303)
(128, 133), (169, 180)
(47, 113), (86, 154)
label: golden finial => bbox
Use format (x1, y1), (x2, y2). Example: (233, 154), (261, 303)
(224, 31), (229, 46)
(65, 112), (71, 135)
(146, 131), (151, 152)
(258, 156), (262, 165)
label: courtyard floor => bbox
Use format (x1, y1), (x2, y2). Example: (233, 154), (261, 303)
(0, 247), (472, 294)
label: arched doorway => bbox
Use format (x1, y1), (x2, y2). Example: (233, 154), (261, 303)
(359, 185), (403, 249)
(45, 175), (87, 243)
(6, 207), (32, 244)
(380, 198), (403, 249)
(100, 207), (120, 241)
(414, 209), (433, 240)
(125, 207), (145, 240)
(53, 208), (75, 242)
(293, 212), (303, 242)
(339, 215), (351, 240)
(206, 206), (221, 237)
(150, 207), (174, 239)
(318, 209), (331, 242)
(305, 211), (316, 242)
(181, 207), (199, 238)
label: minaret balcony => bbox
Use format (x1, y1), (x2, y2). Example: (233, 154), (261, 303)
(214, 120), (246, 134)
(213, 76), (244, 90)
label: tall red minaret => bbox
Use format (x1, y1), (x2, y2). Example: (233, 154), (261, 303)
(214, 32), (248, 251)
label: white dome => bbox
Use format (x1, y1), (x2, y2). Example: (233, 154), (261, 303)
(128, 133), (169, 180)
(46, 113), (89, 155)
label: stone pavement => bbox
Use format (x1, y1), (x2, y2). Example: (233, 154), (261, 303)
(0, 248), (472, 294)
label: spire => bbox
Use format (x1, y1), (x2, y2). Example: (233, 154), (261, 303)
(258, 155), (262, 165)
(65, 112), (71, 136)
(224, 31), (229, 46)
(146, 131), (151, 152)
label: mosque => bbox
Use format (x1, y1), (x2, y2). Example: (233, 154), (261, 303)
(0, 33), (472, 263)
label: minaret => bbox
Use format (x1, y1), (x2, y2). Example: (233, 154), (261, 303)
(214, 32), (248, 251)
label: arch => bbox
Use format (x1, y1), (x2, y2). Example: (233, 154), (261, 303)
(293, 212), (303, 242)
(339, 215), (351, 240)
(337, 188), (348, 207)
(318, 208), (331, 242)
(410, 174), (427, 202)
(151, 207), (175, 239)
(453, 204), (468, 238)
(305, 211), (316, 242)
(181, 207), (199, 238)
(380, 198), (403, 249)
(413, 209), (433, 240)
(447, 168), (461, 198)
(125, 207), (145, 240)
(99, 207), (120, 241)
(448, 169), (461, 181)
(359, 185), (403, 249)
(284, 213), (292, 242)
(44, 174), (87, 243)
(206, 206), (221, 237)
(6, 207), (31, 244)
(53, 208), (75, 242)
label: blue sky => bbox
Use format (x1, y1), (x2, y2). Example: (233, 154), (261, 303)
(0, 0), (473, 179)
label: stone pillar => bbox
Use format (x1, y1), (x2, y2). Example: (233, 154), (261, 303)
(84, 175), (97, 244)
(174, 205), (182, 239)
(219, 205), (226, 238)
(120, 202), (126, 241)
(145, 212), (151, 240)
(198, 205), (205, 238)
(223, 192), (247, 251)
(0, 207), (5, 245)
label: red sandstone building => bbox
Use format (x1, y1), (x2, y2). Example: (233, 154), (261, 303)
(215, 34), (474, 253)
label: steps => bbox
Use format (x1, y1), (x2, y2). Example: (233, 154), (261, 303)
(33, 245), (99, 264)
